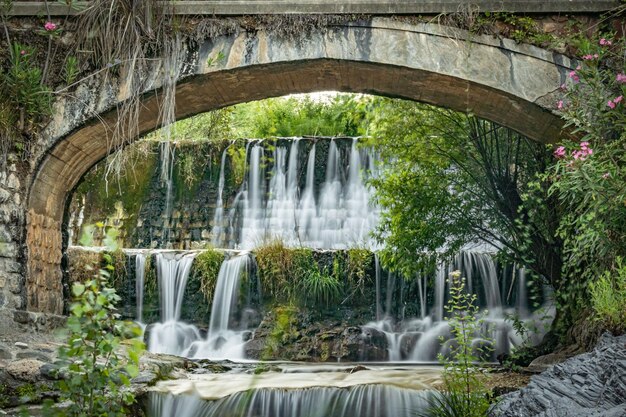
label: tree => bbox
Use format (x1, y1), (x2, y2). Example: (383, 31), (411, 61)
(366, 100), (562, 289)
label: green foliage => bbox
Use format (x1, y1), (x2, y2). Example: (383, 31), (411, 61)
(63, 56), (79, 85)
(227, 141), (247, 187)
(346, 248), (372, 296)
(146, 109), (235, 142)
(193, 248), (226, 305)
(366, 100), (557, 281)
(229, 94), (372, 138)
(254, 240), (296, 302)
(589, 258), (626, 333)
(0, 43), (51, 135)
(44, 227), (144, 417)
(547, 34), (626, 334)
(254, 242), (345, 307)
(422, 271), (491, 417)
(296, 250), (343, 308)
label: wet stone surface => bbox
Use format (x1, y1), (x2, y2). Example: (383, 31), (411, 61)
(490, 333), (626, 417)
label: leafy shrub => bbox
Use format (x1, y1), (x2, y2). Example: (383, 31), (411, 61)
(44, 228), (144, 417)
(0, 43), (51, 134)
(590, 258), (626, 334)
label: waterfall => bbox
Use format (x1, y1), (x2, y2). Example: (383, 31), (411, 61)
(239, 144), (267, 247)
(211, 147), (229, 247)
(298, 142), (317, 244)
(148, 252), (201, 355)
(183, 253), (251, 360)
(160, 143), (176, 248)
(135, 253), (147, 323)
(363, 250), (540, 362)
(223, 138), (379, 250)
(148, 385), (431, 417)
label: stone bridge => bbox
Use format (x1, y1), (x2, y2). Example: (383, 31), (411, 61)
(0, 1), (620, 320)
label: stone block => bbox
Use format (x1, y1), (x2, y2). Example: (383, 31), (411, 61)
(13, 310), (30, 324)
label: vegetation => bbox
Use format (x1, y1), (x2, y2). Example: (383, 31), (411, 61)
(422, 271), (491, 417)
(365, 103), (560, 285)
(346, 248), (373, 295)
(253, 241), (346, 307)
(44, 227), (144, 417)
(193, 248), (226, 306)
(589, 259), (626, 334)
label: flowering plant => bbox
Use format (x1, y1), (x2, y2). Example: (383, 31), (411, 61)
(547, 34), (626, 327)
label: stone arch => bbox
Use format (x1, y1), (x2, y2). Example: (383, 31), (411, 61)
(25, 19), (573, 313)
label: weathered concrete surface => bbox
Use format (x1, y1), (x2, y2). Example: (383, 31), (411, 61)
(12, 19), (575, 313)
(7, 0), (622, 15)
(490, 333), (626, 417)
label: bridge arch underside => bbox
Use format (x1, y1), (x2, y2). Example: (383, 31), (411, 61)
(27, 57), (567, 313)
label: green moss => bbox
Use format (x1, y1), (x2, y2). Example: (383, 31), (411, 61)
(16, 383), (36, 402)
(347, 248), (374, 294)
(142, 254), (160, 323)
(228, 140), (247, 187)
(73, 141), (157, 244)
(262, 305), (300, 360)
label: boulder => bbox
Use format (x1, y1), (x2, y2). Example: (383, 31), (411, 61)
(490, 333), (626, 417)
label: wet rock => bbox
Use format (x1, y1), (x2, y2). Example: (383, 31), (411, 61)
(38, 363), (61, 380)
(6, 359), (45, 382)
(399, 332), (421, 359)
(15, 351), (51, 362)
(131, 371), (158, 385)
(490, 333), (626, 417)
(0, 342), (13, 359)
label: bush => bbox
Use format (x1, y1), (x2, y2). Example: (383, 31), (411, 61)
(590, 258), (626, 334)
(44, 228), (144, 417)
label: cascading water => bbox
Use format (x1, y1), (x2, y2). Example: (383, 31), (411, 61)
(183, 254), (251, 360)
(148, 252), (201, 355)
(223, 138), (379, 250)
(148, 385), (431, 417)
(210, 145), (229, 247)
(135, 253), (146, 323)
(364, 251), (552, 362)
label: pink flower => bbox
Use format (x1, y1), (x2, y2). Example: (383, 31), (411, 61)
(557, 100), (564, 110)
(568, 70), (580, 83)
(580, 141), (590, 149)
(614, 95), (623, 104)
(599, 38), (612, 46)
(602, 172), (610, 179)
(560, 83), (567, 91)
(20, 50), (26, 55)
(582, 54), (594, 60)
(617, 73), (626, 83)
(554, 146), (566, 158)
(608, 100), (616, 109)
(44, 21), (57, 31)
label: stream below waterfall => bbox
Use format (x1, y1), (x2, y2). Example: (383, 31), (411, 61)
(146, 363), (440, 417)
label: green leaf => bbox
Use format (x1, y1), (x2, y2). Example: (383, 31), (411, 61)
(72, 283), (86, 297)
